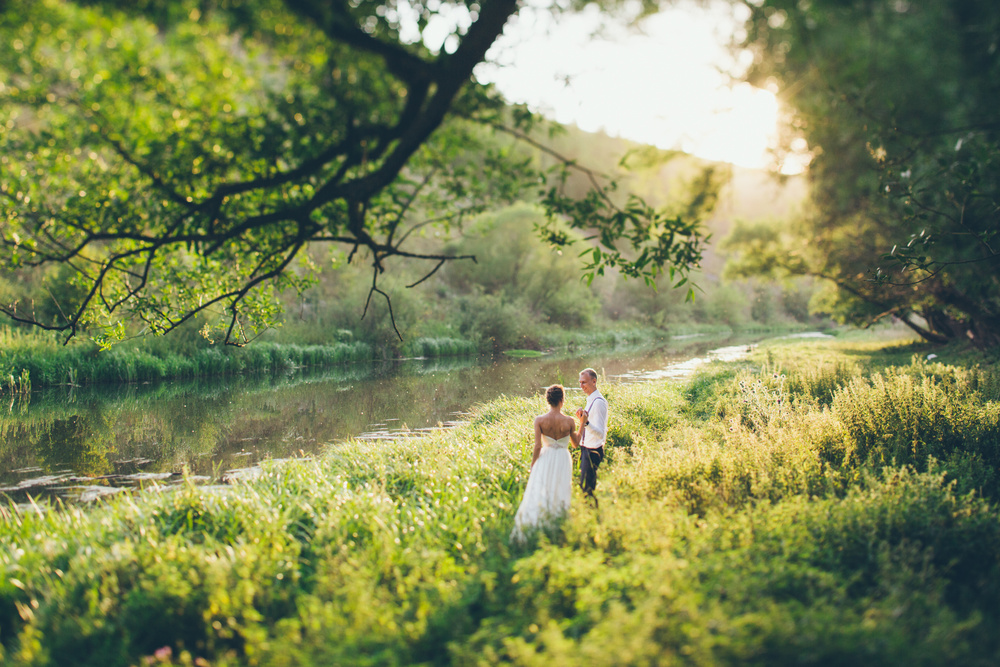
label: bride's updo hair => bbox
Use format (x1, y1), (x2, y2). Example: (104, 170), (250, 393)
(545, 384), (564, 407)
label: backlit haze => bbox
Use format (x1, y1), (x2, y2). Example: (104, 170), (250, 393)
(471, 1), (809, 173)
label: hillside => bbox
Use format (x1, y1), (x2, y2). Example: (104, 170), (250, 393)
(529, 123), (808, 279)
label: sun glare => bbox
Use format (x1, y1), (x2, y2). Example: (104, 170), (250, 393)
(476, 3), (800, 172)
(675, 83), (779, 169)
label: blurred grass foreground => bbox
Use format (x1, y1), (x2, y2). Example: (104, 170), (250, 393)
(2, 333), (1000, 665)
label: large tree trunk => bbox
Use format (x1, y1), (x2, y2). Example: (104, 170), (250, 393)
(933, 285), (1000, 349)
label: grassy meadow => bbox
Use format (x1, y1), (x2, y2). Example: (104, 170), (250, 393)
(2, 333), (1000, 665)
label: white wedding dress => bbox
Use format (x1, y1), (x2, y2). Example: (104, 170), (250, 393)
(510, 434), (573, 542)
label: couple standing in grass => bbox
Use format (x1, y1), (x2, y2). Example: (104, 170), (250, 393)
(510, 368), (608, 542)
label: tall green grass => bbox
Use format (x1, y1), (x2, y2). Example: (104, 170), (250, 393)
(2, 336), (1000, 665)
(0, 327), (490, 390)
(0, 336), (374, 388)
(400, 337), (480, 359)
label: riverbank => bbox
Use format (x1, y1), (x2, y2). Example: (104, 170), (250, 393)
(0, 327), (485, 390)
(0, 322), (819, 392)
(2, 331), (998, 665)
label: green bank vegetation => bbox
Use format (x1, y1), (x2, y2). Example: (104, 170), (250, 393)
(0, 329), (374, 388)
(0, 325), (486, 390)
(6, 333), (997, 665)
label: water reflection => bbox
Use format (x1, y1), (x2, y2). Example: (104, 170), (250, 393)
(1, 335), (760, 503)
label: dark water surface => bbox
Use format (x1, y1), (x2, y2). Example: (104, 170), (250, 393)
(0, 335), (760, 504)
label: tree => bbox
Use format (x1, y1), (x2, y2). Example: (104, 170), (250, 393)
(0, 0), (706, 346)
(726, 0), (1000, 346)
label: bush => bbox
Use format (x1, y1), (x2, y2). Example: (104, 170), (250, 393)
(455, 292), (536, 352)
(833, 367), (1000, 479)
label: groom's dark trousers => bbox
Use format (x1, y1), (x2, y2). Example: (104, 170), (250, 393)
(580, 445), (604, 498)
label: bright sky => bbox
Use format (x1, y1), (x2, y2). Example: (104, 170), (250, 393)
(468, 1), (807, 172)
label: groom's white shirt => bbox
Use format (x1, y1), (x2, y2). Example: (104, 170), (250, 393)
(582, 390), (607, 449)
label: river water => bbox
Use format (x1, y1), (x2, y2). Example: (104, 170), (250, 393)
(0, 334), (762, 505)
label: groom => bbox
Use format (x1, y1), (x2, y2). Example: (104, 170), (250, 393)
(575, 368), (607, 507)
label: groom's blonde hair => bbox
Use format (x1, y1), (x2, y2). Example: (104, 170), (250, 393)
(580, 368), (598, 382)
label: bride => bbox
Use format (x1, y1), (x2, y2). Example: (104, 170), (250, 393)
(511, 384), (581, 542)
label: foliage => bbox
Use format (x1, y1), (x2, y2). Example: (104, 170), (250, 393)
(728, 0), (1000, 346)
(834, 360), (1000, 492)
(0, 0), (707, 347)
(3, 335), (1000, 664)
(273, 134), (820, 352)
(440, 204), (598, 349)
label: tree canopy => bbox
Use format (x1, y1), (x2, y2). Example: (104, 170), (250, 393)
(725, 0), (999, 346)
(0, 0), (705, 346)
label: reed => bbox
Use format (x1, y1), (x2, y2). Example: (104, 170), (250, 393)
(0, 324), (490, 390)
(401, 336), (480, 359)
(3, 369), (31, 397)
(0, 339), (375, 388)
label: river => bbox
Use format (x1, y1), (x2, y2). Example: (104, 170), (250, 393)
(0, 334), (769, 505)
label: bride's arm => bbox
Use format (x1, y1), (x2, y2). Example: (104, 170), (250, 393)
(573, 410), (588, 448)
(530, 418), (543, 469)
(569, 415), (582, 449)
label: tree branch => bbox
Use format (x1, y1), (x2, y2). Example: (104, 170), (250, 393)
(361, 263), (402, 341)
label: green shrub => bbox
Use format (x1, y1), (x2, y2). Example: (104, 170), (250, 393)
(833, 368), (1000, 477)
